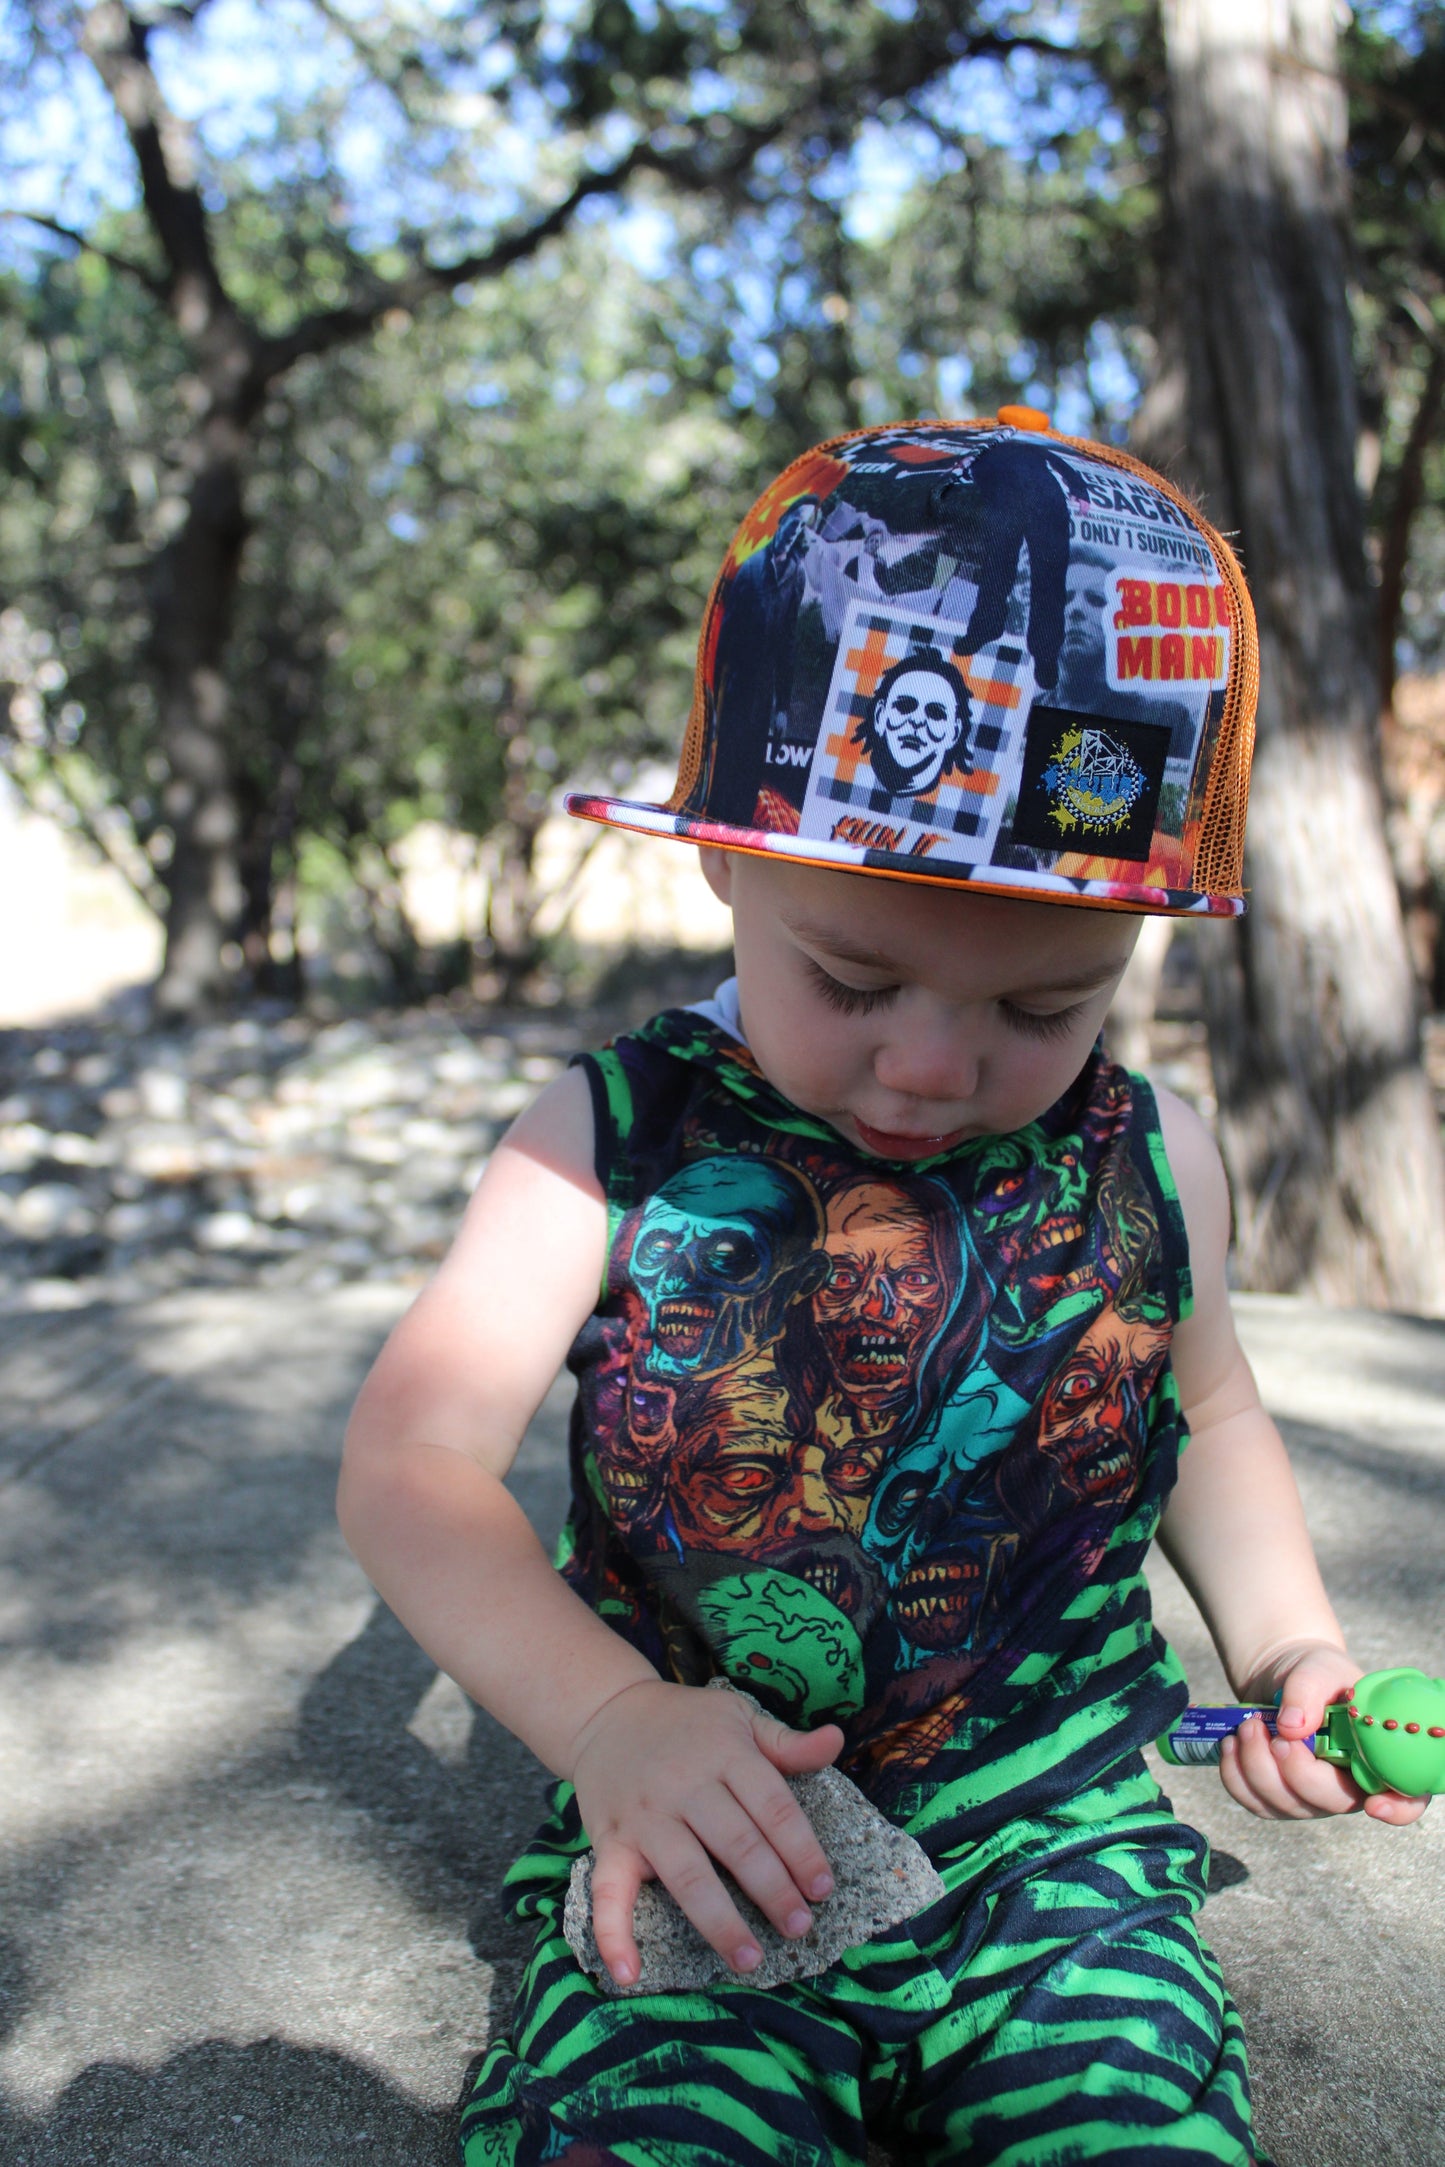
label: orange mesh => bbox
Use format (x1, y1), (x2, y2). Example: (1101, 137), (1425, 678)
(670, 418), (1260, 900)
(1050, 431), (1258, 899)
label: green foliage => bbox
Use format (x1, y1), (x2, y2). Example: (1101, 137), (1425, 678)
(3, 0), (1443, 996)
(235, 224), (751, 875)
(0, 243), (189, 883)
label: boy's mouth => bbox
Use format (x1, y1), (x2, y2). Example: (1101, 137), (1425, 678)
(854, 1117), (970, 1161)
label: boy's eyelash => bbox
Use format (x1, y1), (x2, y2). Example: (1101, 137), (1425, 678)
(999, 1001), (1086, 1043)
(805, 960), (1086, 1038)
(805, 959), (898, 1014)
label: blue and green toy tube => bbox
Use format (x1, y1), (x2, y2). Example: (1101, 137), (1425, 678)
(1158, 1667), (1445, 1796)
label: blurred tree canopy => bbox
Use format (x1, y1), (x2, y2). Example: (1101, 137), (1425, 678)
(2, 0), (1051, 1011)
(0, 0), (1442, 1014)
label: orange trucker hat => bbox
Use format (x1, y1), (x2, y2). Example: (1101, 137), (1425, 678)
(566, 409), (1258, 914)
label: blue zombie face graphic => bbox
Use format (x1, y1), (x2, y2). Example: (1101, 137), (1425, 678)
(862, 1363), (1028, 1662)
(629, 1157), (828, 1380)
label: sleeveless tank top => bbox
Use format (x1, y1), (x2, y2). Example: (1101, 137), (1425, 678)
(560, 1007), (1193, 1819)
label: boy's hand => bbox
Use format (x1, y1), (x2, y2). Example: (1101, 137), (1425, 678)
(566, 1678), (843, 1989)
(1220, 1641), (1430, 1827)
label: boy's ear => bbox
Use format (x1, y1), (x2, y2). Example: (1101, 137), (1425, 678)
(698, 848), (734, 906)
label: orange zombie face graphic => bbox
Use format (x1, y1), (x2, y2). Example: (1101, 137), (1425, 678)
(664, 1418), (886, 1615)
(1035, 1303), (1168, 1508)
(813, 1179), (952, 1414)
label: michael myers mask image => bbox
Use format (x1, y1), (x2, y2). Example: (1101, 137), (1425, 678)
(628, 1156), (828, 1382)
(855, 652), (974, 798)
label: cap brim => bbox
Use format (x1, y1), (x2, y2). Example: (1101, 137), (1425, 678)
(565, 792), (1245, 917)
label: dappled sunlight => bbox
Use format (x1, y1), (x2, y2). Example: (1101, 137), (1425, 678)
(1, 1282), (572, 2153)
(1233, 1296), (1445, 1460)
(0, 1777), (487, 2116)
(0, 1575), (373, 1848)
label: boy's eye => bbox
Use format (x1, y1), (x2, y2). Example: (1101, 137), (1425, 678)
(999, 1000), (1087, 1043)
(805, 958), (898, 1015)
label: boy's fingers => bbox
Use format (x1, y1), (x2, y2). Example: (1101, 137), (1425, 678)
(729, 1757), (836, 1904)
(1225, 1717), (1354, 1819)
(588, 1845), (647, 1988)
(1219, 1729), (1283, 1818)
(1364, 1790), (1430, 1826)
(1266, 1736), (1359, 1815)
(1223, 1720), (1318, 1819)
(753, 1716), (844, 1772)
(639, 1821), (765, 1975)
(683, 1790), (819, 1939)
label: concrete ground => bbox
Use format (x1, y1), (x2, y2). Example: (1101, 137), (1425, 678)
(0, 1288), (1440, 2166)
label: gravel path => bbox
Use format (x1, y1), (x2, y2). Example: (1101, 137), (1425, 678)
(0, 1005), (590, 1312)
(1, 984), (1434, 1319)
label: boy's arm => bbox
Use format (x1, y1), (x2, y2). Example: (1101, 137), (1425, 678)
(338, 1068), (840, 1983)
(1154, 1087), (1426, 1826)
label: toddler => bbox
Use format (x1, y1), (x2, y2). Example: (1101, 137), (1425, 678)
(340, 411), (1426, 2167)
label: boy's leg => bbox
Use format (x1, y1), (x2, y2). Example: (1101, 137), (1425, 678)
(897, 1799), (1261, 2166)
(460, 1931), (878, 2167)
(459, 1806), (877, 2167)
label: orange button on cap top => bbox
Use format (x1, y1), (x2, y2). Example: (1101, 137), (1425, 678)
(997, 404), (1053, 433)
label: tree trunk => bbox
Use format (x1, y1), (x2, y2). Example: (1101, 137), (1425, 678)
(1378, 342), (1445, 996)
(150, 423), (249, 1017)
(1161, 0), (1445, 1315)
(481, 704), (550, 1003)
(1104, 916), (1175, 1075)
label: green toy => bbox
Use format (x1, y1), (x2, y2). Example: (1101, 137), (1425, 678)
(1157, 1666), (1445, 1796)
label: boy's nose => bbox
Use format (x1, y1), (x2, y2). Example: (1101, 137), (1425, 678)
(873, 1014), (980, 1107)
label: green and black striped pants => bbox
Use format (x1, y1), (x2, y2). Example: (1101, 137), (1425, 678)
(459, 1757), (1262, 2166)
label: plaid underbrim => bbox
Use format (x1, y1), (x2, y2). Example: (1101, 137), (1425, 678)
(564, 791), (1246, 917)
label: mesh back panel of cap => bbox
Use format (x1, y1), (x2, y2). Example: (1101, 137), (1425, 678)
(1061, 434), (1257, 900)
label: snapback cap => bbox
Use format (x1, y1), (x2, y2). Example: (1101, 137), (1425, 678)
(566, 410), (1258, 914)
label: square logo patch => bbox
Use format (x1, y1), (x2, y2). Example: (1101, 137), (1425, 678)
(796, 599), (1036, 869)
(1011, 707), (1169, 862)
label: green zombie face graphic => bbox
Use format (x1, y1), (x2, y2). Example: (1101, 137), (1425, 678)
(971, 1129), (1100, 1349)
(629, 1157), (827, 1380)
(696, 1568), (865, 1727)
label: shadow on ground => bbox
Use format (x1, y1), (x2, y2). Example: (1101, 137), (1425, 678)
(1, 1289), (1442, 2165)
(0, 2036), (461, 2167)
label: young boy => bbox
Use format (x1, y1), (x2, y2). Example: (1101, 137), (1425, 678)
(339, 413), (1426, 2167)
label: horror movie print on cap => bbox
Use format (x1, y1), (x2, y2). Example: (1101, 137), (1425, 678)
(566, 408), (1260, 915)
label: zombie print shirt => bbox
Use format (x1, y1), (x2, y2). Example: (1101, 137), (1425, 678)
(558, 1008), (1193, 1807)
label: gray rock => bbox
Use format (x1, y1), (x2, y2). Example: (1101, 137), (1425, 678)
(10, 1180), (96, 1240)
(196, 1209), (260, 1251)
(563, 1694), (946, 1997)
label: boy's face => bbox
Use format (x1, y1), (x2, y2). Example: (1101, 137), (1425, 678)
(700, 851), (1140, 1157)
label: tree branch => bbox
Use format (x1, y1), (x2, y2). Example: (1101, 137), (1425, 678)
(259, 8), (1058, 383)
(81, 2), (231, 310)
(1399, 288), (1445, 355)
(255, 137), (665, 378)
(0, 209), (166, 296)
(0, 744), (167, 919)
